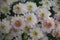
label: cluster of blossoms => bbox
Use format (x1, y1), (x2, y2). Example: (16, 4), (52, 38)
(0, 0), (60, 40)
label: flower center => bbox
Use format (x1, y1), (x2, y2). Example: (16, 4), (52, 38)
(27, 17), (33, 22)
(45, 2), (49, 6)
(27, 5), (33, 10)
(1, 24), (6, 29)
(2, 7), (9, 13)
(44, 22), (52, 28)
(24, 26), (30, 32)
(40, 13), (45, 18)
(33, 31), (38, 37)
(55, 23), (58, 28)
(15, 20), (22, 27)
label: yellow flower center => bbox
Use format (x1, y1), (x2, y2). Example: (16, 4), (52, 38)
(2, 7), (9, 13)
(40, 13), (45, 18)
(24, 26), (30, 32)
(55, 23), (58, 28)
(45, 2), (49, 6)
(33, 31), (38, 37)
(27, 5), (33, 10)
(1, 24), (6, 29)
(27, 17), (33, 22)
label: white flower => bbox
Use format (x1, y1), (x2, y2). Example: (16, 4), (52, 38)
(36, 8), (51, 21)
(22, 25), (32, 33)
(41, 17), (55, 33)
(26, 2), (37, 12)
(42, 0), (52, 10)
(25, 13), (37, 26)
(53, 7), (60, 13)
(29, 27), (44, 40)
(0, 4), (10, 14)
(1, 0), (19, 5)
(52, 29), (60, 37)
(0, 19), (12, 33)
(54, 20), (60, 31)
(11, 16), (26, 30)
(13, 3), (27, 14)
(52, 0), (60, 7)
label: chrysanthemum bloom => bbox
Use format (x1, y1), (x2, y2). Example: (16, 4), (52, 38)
(22, 25), (32, 33)
(11, 16), (26, 30)
(13, 3), (27, 14)
(0, 4), (10, 14)
(29, 28), (44, 40)
(25, 13), (37, 26)
(53, 7), (60, 13)
(0, 19), (12, 33)
(0, 0), (19, 5)
(41, 17), (55, 33)
(36, 8), (51, 21)
(52, 0), (60, 7)
(41, 0), (52, 10)
(26, 2), (37, 12)
(52, 20), (60, 37)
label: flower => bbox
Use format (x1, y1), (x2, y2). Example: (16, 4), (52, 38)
(11, 16), (26, 30)
(53, 7), (60, 13)
(0, 4), (10, 14)
(41, 17), (55, 33)
(42, 0), (52, 10)
(52, 0), (60, 7)
(29, 27), (44, 40)
(26, 2), (37, 12)
(1, 0), (19, 5)
(13, 3), (27, 14)
(0, 19), (12, 33)
(25, 13), (37, 26)
(36, 8), (51, 21)
(23, 25), (32, 33)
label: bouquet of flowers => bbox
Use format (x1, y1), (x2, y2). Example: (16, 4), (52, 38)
(0, 0), (60, 40)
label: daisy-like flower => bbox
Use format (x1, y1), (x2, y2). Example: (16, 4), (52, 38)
(11, 16), (26, 30)
(54, 20), (60, 30)
(42, 0), (52, 10)
(29, 27), (44, 40)
(0, 19), (12, 33)
(1, 0), (19, 5)
(25, 13), (37, 26)
(22, 25), (32, 33)
(53, 7), (60, 13)
(41, 17), (55, 33)
(52, 29), (60, 37)
(13, 3), (27, 14)
(36, 8), (51, 21)
(0, 4), (10, 14)
(26, 2), (37, 12)
(52, 0), (60, 7)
